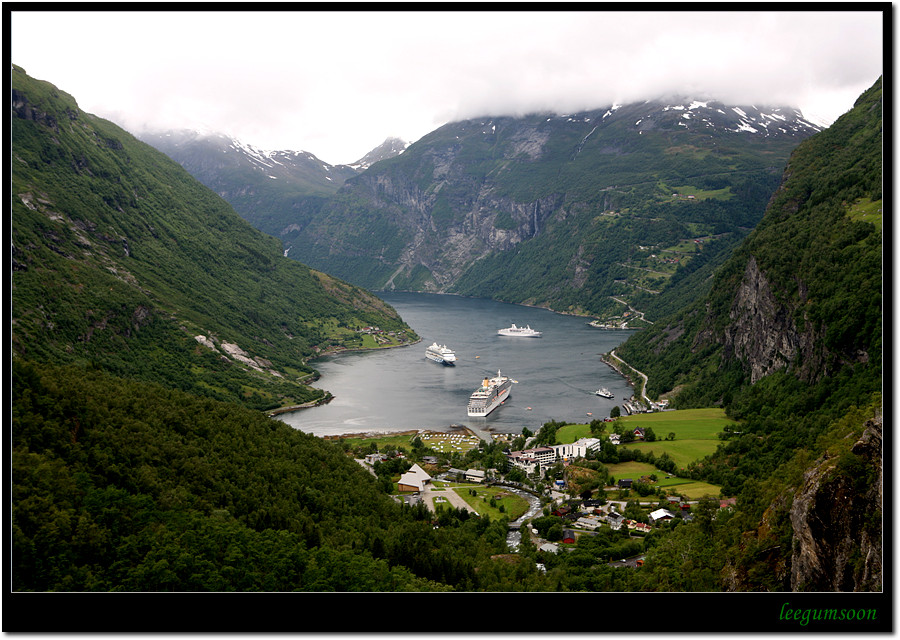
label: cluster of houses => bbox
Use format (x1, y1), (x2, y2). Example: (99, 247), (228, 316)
(621, 399), (669, 415)
(549, 498), (676, 536)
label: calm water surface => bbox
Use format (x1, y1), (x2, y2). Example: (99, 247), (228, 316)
(278, 292), (636, 438)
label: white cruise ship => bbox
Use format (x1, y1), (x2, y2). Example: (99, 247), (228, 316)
(467, 370), (515, 417)
(596, 388), (614, 399)
(426, 342), (457, 365)
(497, 323), (542, 338)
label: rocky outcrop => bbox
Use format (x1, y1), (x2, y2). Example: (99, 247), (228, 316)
(719, 256), (825, 383)
(789, 412), (883, 591)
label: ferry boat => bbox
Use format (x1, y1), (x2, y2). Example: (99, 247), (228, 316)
(596, 388), (614, 399)
(467, 370), (515, 417)
(426, 342), (457, 365)
(497, 323), (542, 338)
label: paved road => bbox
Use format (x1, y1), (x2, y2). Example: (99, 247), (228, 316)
(421, 482), (480, 515)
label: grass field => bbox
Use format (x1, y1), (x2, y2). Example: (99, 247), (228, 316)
(604, 461), (722, 500)
(623, 440), (722, 469)
(555, 408), (734, 470)
(619, 408), (733, 468)
(335, 432), (418, 450)
(452, 485), (531, 520)
(847, 197), (882, 232)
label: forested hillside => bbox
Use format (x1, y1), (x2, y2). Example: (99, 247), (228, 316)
(613, 77), (883, 590)
(11, 360), (524, 592)
(11, 64), (415, 412)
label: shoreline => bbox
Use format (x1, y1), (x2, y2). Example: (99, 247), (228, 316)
(304, 335), (422, 366)
(320, 424), (477, 442)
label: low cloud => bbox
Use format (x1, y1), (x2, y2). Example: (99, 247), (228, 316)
(12, 10), (883, 164)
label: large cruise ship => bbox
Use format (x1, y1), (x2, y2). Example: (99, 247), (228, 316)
(497, 323), (542, 337)
(425, 342), (457, 365)
(467, 370), (514, 417)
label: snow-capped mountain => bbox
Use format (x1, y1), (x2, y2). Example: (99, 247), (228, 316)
(540, 97), (822, 138)
(349, 137), (409, 170)
(272, 96), (823, 299)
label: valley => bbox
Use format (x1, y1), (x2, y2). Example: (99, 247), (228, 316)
(10, 62), (882, 607)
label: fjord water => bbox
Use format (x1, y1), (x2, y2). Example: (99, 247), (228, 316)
(278, 292), (636, 438)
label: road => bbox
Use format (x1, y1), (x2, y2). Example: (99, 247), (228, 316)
(421, 481), (480, 514)
(610, 296), (654, 325)
(609, 349), (652, 405)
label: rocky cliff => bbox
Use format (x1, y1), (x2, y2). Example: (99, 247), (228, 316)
(789, 411), (883, 591)
(716, 256), (826, 384)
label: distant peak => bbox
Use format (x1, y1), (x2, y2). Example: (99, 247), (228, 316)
(350, 137), (409, 170)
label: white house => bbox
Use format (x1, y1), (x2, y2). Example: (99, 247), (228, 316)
(397, 463), (432, 492)
(606, 511), (625, 530)
(648, 508), (676, 524)
(575, 516), (602, 530)
(506, 453), (540, 475)
(538, 543), (559, 554)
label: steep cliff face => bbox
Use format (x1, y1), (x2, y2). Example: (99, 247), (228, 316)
(718, 409), (883, 593)
(719, 256), (826, 384)
(789, 412), (882, 591)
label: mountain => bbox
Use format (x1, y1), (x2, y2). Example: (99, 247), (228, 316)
(11, 64), (417, 412)
(348, 136), (409, 170)
(140, 131), (407, 238)
(267, 98), (821, 319)
(617, 78), (882, 406)
(614, 77), (883, 591)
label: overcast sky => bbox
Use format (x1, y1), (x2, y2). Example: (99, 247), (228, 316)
(11, 9), (884, 165)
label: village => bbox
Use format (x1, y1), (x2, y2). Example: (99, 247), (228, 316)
(352, 417), (735, 568)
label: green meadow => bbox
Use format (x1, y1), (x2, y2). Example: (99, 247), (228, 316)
(557, 407), (735, 472)
(452, 485), (531, 520)
(604, 461), (722, 500)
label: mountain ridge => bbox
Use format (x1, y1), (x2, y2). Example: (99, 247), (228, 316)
(11, 64), (417, 411)
(268, 96), (821, 321)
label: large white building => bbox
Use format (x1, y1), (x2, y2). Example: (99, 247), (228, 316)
(552, 437), (602, 460)
(507, 446), (556, 473)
